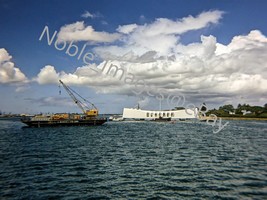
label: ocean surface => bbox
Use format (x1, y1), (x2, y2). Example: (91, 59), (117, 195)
(0, 119), (266, 199)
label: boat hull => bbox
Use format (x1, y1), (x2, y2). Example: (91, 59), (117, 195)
(21, 118), (107, 127)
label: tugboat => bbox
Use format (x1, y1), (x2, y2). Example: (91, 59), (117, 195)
(21, 80), (107, 127)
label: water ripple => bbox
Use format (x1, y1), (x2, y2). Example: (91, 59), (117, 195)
(0, 120), (266, 199)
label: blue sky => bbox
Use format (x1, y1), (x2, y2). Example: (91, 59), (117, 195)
(0, 0), (267, 114)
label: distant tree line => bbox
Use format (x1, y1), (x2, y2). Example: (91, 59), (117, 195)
(206, 103), (267, 118)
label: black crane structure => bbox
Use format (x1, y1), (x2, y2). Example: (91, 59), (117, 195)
(59, 80), (97, 115)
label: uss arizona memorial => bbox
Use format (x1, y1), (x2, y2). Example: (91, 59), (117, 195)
(122, 107), (198, 120)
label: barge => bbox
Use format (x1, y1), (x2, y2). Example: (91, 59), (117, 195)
(21, 80), (107, 127)
(21, 114), (107, 127)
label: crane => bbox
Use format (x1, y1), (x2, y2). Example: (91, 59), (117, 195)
(59, 80), (98, 117)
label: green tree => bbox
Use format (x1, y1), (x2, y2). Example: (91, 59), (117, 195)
(236, 103), (252, 114)
(219, 104), (235, 112)
(250, 106), (263, 115)
(263, 104), (267, 112)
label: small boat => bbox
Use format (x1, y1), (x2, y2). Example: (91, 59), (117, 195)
(21, 80), (107, 127)
(110, 115), (124, 121)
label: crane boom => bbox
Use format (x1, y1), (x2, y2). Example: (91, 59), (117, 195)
(59, 80), (99, 119)
(59, 80), (86, 114)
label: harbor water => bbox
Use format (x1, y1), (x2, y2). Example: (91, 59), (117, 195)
(0, 120), (266, 199)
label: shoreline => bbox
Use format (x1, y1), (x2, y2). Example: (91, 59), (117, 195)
(220, 117), (267, 121)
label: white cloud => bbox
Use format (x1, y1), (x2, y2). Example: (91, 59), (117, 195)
(38, 29), (267, 106)
(57, 21), (120, 43)
(216, 30), (267, 54)
(35, 11), (267, 107)
(35, 62), (123, 89)
(117, 24), (138, 34)
(95, 10), (224, 57)
(81, 11), (100, 19)
(140, 10), (223, 37)
(35, 65), (59, 84)
(0, 48), (28, 84)
(0, 48), (11, 61)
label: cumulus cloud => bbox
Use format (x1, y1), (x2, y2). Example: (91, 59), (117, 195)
(0, 48), (28, 84)
(35, 62), (123, 89)
(36, 29), (267, 106)
(35, 10), (267, 106)
(35, 65), (59, 84)
(57, 21), (120, 43)
(95, 10), (224, 58)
